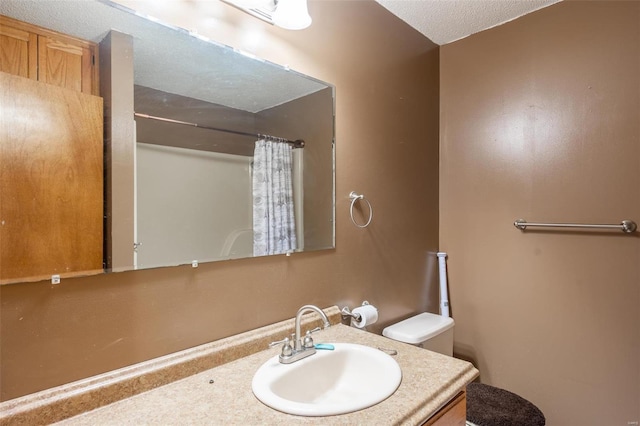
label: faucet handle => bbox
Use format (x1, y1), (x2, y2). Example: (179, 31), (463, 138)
(303, 329), (317, 349)
(269, 336), (294, 358)
(302, 326), (324, 349)
(269, 336), (290, 347)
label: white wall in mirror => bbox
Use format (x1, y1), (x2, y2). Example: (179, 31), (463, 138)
(136, 144), (254, 269)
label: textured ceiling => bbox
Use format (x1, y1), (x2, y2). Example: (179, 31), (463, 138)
(375, 0), (562, 45)
(0, 0), (564, 109)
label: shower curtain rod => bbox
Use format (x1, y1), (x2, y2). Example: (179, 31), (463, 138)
(134, 113), (305, 148)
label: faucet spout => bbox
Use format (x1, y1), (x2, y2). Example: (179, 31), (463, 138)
(294, 305), (330, 351)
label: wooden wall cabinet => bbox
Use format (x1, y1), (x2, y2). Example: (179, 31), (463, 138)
(0, 16), (103, 284)
(0, 15), (99, 95)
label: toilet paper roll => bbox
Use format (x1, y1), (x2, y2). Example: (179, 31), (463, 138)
(352, 304), (378, 328)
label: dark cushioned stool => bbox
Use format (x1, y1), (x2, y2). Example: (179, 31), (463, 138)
(466, 383), (545, 426)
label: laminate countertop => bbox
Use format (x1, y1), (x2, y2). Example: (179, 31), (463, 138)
(53, 322), (478, 425)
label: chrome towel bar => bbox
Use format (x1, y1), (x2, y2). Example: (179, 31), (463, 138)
(514, 219), (637, 233)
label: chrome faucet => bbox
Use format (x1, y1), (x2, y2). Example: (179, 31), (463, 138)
(270, 305), (331, 364)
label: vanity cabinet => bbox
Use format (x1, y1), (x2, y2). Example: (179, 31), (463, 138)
(0, 15), (99, 95)
(424, 390), (467, 426)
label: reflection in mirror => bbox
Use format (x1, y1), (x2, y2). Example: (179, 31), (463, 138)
(0, 0), (335, 284)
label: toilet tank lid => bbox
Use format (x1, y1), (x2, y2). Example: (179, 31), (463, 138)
(382, 312), (454, 344)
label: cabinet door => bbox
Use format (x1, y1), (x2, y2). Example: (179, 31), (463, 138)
(423, 391), (467, 426)
(0, 72), (103, 283)
(0, 22), (37, 79)
(0, 15), (99, 95)
(38, 35), (96, 95)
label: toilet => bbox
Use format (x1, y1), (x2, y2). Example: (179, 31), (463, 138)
(382, 312), (546, 426)
(382, 312), (455, 356)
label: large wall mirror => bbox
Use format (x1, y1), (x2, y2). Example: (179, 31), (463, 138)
(0, 0), (335, 285)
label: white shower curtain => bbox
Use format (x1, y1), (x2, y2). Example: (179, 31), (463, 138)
(252, 139), (297, 256)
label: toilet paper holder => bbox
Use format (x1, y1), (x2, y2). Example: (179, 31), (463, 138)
(341, 301), (371, 322)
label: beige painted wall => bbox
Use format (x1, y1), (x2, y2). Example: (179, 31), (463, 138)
(0, 1), (440, 401)
(440, 1), (640, 424)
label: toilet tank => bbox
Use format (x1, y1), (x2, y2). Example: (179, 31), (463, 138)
(382, 313), (455, 356)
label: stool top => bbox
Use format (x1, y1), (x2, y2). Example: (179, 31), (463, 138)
(466, 382), (545, 426)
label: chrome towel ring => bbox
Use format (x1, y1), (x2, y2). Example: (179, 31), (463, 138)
(349, 191), (373, 228)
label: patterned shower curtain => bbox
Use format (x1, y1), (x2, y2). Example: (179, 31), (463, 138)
(252, 139), (297, 256)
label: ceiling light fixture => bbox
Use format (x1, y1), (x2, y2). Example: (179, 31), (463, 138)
(221, 0), (312, 30)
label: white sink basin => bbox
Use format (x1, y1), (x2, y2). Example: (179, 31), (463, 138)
(252, 343), (402, 416)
